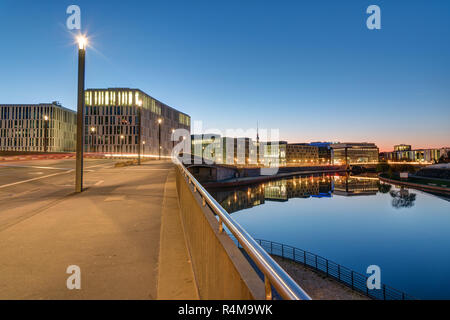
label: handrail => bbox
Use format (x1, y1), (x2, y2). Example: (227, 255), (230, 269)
(174, 157), (311, 300)
(248, 238), (415, 300)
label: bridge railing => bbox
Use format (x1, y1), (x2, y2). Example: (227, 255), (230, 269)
(174, 157), (311, 300)
(249, 239), (415, 300)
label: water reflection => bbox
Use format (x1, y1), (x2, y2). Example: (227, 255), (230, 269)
(390, 188), (417, 209)
(208, 174), (399, 213)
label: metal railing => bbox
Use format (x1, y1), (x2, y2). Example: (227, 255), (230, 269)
(248, 239), (415, 300)
(174, 157), (311, 300)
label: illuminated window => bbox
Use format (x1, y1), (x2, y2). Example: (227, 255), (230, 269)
(129, 92), (132, 106)
(94, 91), (98, 105)
(105, 91), (109, 105)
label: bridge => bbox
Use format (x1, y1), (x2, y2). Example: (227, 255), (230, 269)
(0, 157), (310, 300)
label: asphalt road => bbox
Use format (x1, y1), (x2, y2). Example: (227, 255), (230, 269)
(0, 159), (116, 231)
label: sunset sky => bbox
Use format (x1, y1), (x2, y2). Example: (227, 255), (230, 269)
(1, 0), (449, 152)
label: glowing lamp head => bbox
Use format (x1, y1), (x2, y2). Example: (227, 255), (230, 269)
(90, 127), (95, 132)
(158, 118), (162, 124)
(44, 115), (49, 121)
(137, 100), (143, 107)
(77, 35), (88, 50)
(120, 135), (124, 139)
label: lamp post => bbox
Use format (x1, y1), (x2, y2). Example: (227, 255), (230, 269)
(120, 135), (125, 159)
(137, 100), (143, 165)
(43, 115), (49, 153)
(90, 126), (96, 153)
(158, 118), (162, 160)
(75, 35), (87, 193)
(171, 128), (175, 151)
(142, 141), (146, 159)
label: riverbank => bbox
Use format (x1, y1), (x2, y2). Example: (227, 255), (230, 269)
(379, 174), (450, 196)
(272, 256), (369, 300)
(204, 166), (347, 188)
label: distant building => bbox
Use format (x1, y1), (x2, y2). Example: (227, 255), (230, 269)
(285, 143), (319, 164)
(384, 145), (450, 163)
(261, 141), (287, 167)
(309, 142), (333, 164)
(394, 144), (411, 152)
(331, 143), (379, 164)
(221, 137), (256, 165)
(0, 102), (76, 152)
(84, 88), (190, 155)
(191, 133), (222, 162)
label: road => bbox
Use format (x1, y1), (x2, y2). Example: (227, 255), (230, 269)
(0, 159), (198, 299)
(0, 159), (115, 231)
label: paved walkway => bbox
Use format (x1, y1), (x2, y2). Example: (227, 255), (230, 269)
(0, 160), (198, 299)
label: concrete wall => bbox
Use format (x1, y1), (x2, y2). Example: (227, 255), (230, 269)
(175, 167), (265, 300)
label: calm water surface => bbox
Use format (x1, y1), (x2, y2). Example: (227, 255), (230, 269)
(208, 174), (450, 299)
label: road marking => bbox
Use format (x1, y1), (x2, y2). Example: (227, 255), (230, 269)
(0, 170), (74, 190)
(0, 164), (71, 170)
(95, 180), (104, 186)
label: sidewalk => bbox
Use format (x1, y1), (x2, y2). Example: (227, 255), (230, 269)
(0, 162), (198, 299)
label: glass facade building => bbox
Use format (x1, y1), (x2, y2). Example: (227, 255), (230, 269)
(0, 102), (76, 152)
(84, 88), (190, 155)
(331, 143), (379, 164)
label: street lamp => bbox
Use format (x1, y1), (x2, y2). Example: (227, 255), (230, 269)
(43, 115), (49, 153)
(75, 35), (87, 193)
(171, 128), (175, 151)
(120, 135), (125, 158)
(137, 100), (143, 165)
(158, 118), (162, 160)
(142, 141), (146, 159)
(90, 126), (96, 153)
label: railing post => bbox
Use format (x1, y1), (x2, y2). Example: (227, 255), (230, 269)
(264, 276), (273, 300)
(304, 251), (306, 264)
(270, 241), (273, 254)
(293, 248), (296, 261)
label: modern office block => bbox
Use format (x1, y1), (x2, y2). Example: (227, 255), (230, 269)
(0, 102), (76, 152)
(331, 143), (379, 164)
(84, 88), (190, 155)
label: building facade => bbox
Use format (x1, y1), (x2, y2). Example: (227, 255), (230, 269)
(331, 143), (379, 164)
(383, 146), (450, 163)
(285, 143), (319, 164)
(0, 102), (76, 152)
(84, 88), (190, 155)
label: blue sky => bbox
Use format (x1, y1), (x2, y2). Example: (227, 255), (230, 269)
(0, 0), (449, 151)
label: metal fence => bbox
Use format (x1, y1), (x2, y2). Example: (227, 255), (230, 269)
(234, 238), (415, 300)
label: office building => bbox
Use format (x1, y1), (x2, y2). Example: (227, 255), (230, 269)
(0, 102), (76, 152)
(309, 142), (333, 164)
(331, 143), (379, 164)
(383, 145), (450, 163)
(261, 141), (287, 167)
(84, 88), (190, 155)
(285, 143), (319, 164)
